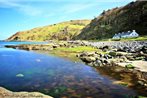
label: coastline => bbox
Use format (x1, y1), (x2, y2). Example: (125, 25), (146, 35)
(0, 87), (53, 98)
(3, 40), (147, 97)
(4, 40), (147, 72)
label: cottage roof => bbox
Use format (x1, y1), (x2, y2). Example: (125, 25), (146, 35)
(113, 30), (138, 38)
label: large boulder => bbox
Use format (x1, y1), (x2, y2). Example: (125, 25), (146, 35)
(80, 57), (96, 63)
(79, 52), (96, 57)
(0, 87), (53, 98)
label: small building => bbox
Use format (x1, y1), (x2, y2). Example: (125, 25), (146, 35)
(112, 30), (139, 39)
(113, 33), (121, 39)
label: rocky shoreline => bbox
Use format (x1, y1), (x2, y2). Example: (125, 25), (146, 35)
(0, 87), (53, 98)
(4, 40), (147, 87)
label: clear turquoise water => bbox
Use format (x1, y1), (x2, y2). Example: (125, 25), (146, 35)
(0, 42), (137, 98)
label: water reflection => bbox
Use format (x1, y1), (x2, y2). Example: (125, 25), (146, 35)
(0, 48), (137, 98)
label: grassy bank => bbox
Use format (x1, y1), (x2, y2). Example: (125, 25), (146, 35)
(90, 36), (147, 42)
(37, 46), (98, 61)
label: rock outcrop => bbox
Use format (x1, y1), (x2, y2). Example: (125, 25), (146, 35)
(0, 87), (53, 98)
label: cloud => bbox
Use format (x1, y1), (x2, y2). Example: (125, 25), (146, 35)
(63, 3), (97, 14)
(18, 5), (42, 16)
(0, 0), (135, 17)
(0, 0), (135, 3)
(0, 0), (43, 16)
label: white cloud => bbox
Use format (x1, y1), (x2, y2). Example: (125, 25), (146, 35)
(18, 5), (42, 16)
(64, 3), (97, 14)
(0, 0), (43, 16)
(0, 0), (136, 3)
(0, 0), (136, 17)
(0, 0), (97, 17)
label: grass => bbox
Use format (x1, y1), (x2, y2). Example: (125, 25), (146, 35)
(8, 20), (90, 41)
(37, 46), (98, 62)
(90, 36), (147, 42)
(119, 36), (147, 41)
(54, 46), (97, 53)
(125, 64), (134, 69)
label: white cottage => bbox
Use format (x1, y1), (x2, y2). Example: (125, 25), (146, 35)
(112, 30), (139, 39)
(113, 33), (121, 39)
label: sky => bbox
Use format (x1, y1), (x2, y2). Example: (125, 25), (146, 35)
(0, 0), (135, 40)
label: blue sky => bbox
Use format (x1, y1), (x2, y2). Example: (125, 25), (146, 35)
(0, 0), (134, 40)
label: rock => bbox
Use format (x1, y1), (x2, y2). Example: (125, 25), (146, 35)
(109, 52), (117, 57)
(120, 56), (128, 62)
(80, 57), (96, 63)
(79, 52), (88, 57)
(95, 60), (102, 66)
(16, 74), (24, 77)
(123, 47), (130, 52)
(0, 87), (53, 98)
(111, 48), (118, 52)
(100, 58), (110, 64)
(126, 55), (135, 61)
(58, 43), (66, 47)
(103, 54), (109, 59)
(102, 45), (110, 50)
(100, 45), (111, 52)
(138, 81), (145, 86)
(125, 64), (135, 69)
(79, 52), (96, 57)
(52, 45), (59, 48)
(116, 52), (126, 57)
(36, 59), (41, 62)
(76, 54), (80, 57)
(141, 46), (147, 53)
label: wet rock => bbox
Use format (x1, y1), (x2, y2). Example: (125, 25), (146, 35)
(138, 81), (145, 86)
(16, 74), (24, 77)
(80, 57), (96, 63)
(95, 60), (102, 66)
(52, 45), (59, 48)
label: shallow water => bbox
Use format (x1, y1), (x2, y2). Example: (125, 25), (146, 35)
(0, 41), (47, 47)
(0, 42), (138, 98)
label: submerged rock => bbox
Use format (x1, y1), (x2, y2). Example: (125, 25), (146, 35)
(16, 74), (24, 77)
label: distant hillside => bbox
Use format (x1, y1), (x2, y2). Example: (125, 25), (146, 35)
(75, 1), (147, 40)
(7, 20), (90, 41)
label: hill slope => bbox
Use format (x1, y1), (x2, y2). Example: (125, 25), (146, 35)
(7, 20), (90, 41)
(75, 1), (147, 40)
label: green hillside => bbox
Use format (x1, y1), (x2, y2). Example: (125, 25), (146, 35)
(75, 1), (147, 40)
(7, 20), (90, 41)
